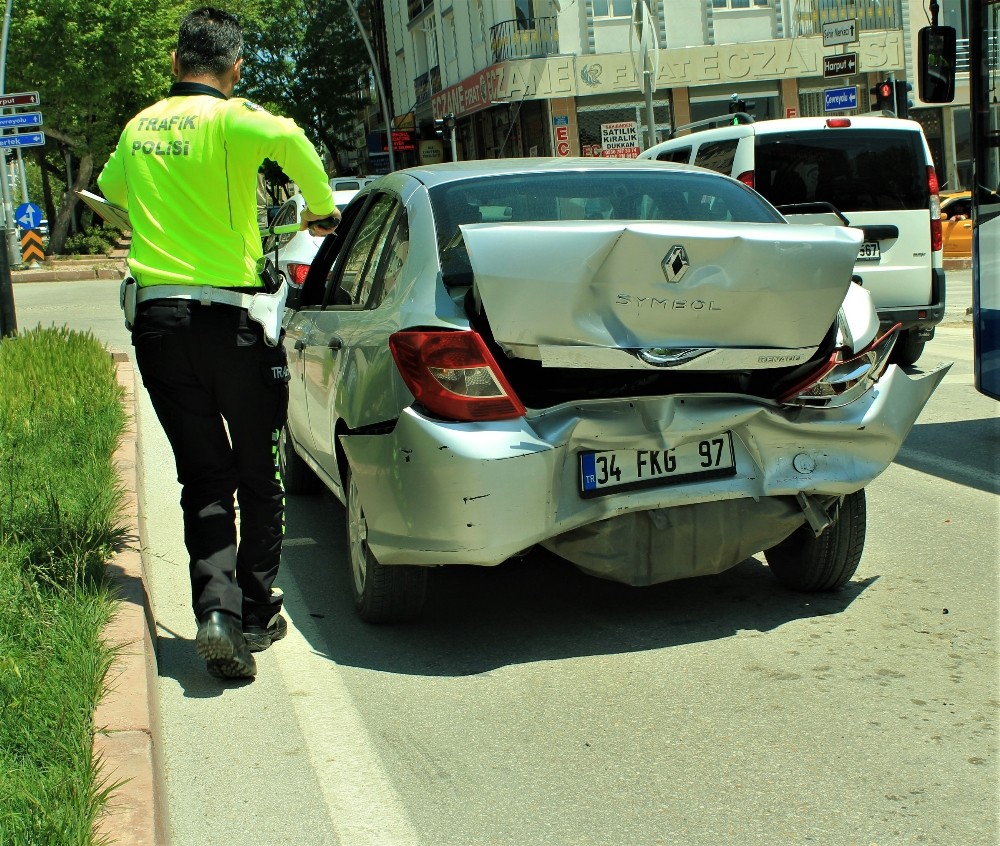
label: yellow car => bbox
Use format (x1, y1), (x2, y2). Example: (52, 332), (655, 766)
(940, 190), (973, 257)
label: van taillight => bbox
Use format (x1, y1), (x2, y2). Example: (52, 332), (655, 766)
(927, 166), (942, 252)
(736, 170), (754, 188)
(389, 330), (526, 422)
(825, 118), (852, 128)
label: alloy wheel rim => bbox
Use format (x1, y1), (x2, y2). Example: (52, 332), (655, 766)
(347, 475), (367, 594)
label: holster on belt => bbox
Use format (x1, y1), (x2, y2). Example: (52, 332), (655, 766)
(246, 281), (289, 347)
(120, 277), (137, 330)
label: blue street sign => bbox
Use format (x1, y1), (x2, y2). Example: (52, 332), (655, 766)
(0, 131), (45, 149)
(0, 112), (42, 129)
(15, 202), (43, 232)
(824, 85), (858, 112)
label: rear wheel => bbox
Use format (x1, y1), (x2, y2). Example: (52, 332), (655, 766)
(765, 490), (867, 591)
(278, 425), (321, 495)
(890, 329), (926, 366)
(346, 466), (427, 623)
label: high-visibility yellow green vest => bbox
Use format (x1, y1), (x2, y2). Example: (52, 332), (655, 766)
(98, 82), (334, 289)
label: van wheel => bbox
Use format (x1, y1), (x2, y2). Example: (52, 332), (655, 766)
(345, 466), (427, 623)
(890, 329), (925, 366)
(278, 425), (321, 495)
(764, 490), (866, 591)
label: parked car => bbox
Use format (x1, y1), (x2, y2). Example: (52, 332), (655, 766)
(939, 190), (973, 257)
(262, 189), (363, 295)
(638, 116), (946, 366)
(280, 158), (949, 623)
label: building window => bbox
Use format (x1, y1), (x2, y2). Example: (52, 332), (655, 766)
(712, 0), (770, 8)
(593, 0), (632, 18)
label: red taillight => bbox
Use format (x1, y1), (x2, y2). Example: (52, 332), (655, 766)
(825, 118), (852, 128)
(736, 170), (754, 188)
(388, 330), (526, 422)
(287, 262), (310, 286)
(927, 166), (943, 252)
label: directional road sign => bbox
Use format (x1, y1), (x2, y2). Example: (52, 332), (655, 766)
(15, 202), (43, 232)
(822, 19), (858, 47)
(824, 86), (858, 112)
(0, 132), (45, 150)
(0, 112), (42, 129)
(0, 91), (40, 108)
(823, 53), (858, 78)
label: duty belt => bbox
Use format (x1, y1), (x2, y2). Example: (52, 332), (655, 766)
(135, 284), (259, 309)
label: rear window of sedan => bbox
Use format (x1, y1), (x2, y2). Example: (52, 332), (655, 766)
(429, 169), (781, 262)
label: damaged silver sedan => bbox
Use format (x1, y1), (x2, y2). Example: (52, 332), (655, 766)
(280, 158), (949, 622)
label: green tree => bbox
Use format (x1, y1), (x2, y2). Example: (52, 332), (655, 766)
(7, 0), (184, 254)
(239, 0), (370, 174)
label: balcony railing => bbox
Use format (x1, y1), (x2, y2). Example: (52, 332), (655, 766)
(414, 65), (441, 106)
(489, 17), (559, 64)
(791, 0), (901, 37)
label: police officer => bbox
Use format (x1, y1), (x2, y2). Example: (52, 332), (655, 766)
(98, 7), (339, 679)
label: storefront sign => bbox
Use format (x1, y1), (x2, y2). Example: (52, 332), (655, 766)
(391, 131), (416, 152)
(601, 121), (640, 158)
(553, 115), (571, 156)
(433, 57), (575, 120)
(575, 32), (902, 95)
(419, 140), (444, 165)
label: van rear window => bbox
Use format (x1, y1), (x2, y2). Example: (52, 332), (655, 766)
(755, 130), (928, 212)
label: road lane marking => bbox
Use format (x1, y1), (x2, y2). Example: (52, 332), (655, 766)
(272, 576), (422, 846)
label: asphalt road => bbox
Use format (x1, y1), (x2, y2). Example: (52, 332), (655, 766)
(11, 276), (998, 846)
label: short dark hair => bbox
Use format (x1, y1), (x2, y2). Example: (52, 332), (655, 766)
(175, 7), (243, 77)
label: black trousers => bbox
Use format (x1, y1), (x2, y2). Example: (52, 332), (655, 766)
(132, 298), (289, 625)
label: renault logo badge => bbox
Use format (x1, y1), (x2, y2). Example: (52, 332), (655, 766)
(662, 246), (689, 283)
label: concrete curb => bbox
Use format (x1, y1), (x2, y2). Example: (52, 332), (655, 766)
(11, 259), (126, 284)
(92, 353), (170, 846)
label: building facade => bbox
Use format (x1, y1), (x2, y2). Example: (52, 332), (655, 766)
(359, 0), (966, 186)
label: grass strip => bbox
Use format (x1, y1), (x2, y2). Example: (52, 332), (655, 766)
(0, 326), (128, 846)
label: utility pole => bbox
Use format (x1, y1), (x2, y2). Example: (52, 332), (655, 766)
(344, 0), (395, 172)
(0, 0), (17, 337)
(0, 0), (22, 269)
(631, 0), (659, 150)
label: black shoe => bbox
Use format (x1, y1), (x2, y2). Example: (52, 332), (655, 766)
(243, 612), (288, 653)
(195, 611), (257, 679)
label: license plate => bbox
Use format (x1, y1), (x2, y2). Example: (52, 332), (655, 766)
(579, 434), (736, 497)
(857, 241), (881, 262)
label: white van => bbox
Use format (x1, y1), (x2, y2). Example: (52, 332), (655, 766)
(638, 116), (944, 364)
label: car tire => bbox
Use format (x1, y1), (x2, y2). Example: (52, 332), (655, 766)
(890, 329), (925, 366)
(764, 489), (866, 592)
(278, 425), (321, 495)
(346, 466), (427, 623)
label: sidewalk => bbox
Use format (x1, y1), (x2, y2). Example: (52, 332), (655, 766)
(11, 243), (128, 284)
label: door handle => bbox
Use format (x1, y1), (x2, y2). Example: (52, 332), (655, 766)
(328, 337), (343, 351)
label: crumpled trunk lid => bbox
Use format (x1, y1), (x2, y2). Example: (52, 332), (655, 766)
(463, 221), (863, 358)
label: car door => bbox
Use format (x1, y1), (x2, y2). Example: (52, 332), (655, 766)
(283, 198), (366, 462)
(300, 193), (403, 483)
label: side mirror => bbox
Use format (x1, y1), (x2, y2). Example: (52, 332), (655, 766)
(917, 26), (957, 103)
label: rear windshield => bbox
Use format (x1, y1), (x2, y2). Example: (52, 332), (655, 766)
(429, 170), (781, 283)
(754, 129), (928, 212)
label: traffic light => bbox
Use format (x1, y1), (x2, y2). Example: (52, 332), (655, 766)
(433, 118), (445, 138)
(728, 97), (746, 115)
(870, 80), (894, 112)
(894, 80), (913, 119)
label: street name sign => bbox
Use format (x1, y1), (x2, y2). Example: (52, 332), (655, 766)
(823, 52), (858, 78)
(0, 132), (45, 149)
(824, 85), (858, 112)
(822, 19), (858, 47)
(0, 91), (40, 108)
